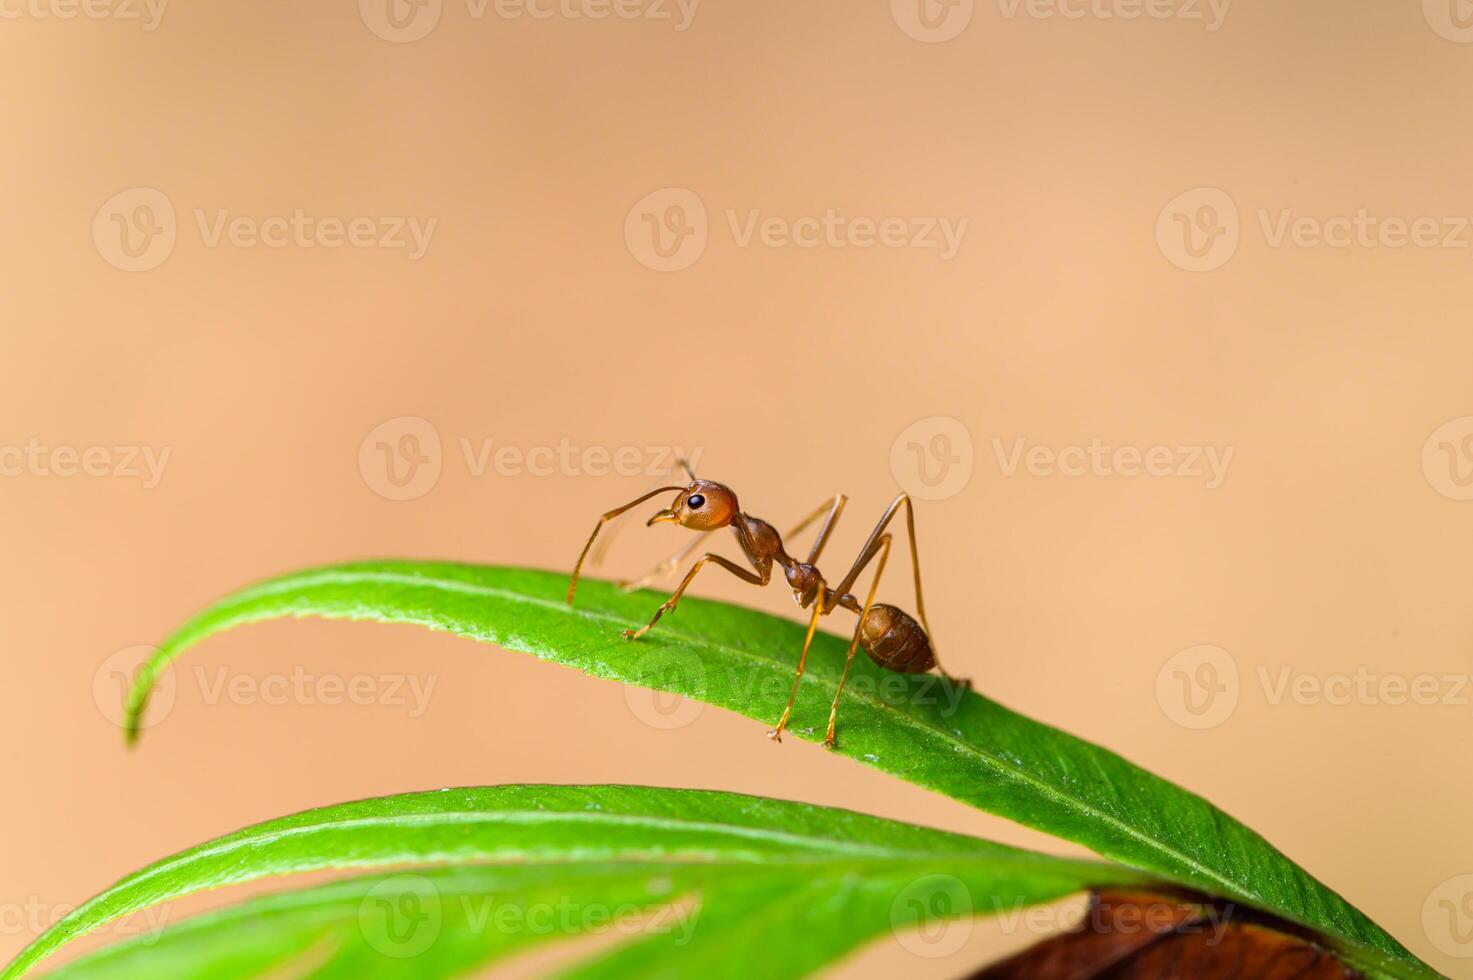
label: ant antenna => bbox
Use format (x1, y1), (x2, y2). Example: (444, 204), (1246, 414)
(566, 486), (685, 605)
(590, 466), (698, 568)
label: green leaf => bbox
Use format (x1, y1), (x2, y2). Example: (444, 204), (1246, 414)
(6, 785), (1146, 979)
(112, 562), (1435, 980)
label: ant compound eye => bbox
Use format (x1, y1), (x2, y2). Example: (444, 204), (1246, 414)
(686, 493), (706, 510)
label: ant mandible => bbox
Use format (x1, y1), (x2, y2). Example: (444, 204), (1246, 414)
(565, 460), (967, 748)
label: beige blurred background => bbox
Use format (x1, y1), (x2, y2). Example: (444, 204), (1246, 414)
(5, 0), (1473, 975)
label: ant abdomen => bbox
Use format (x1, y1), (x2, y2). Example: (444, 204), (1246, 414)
(857, 603), (935, 674)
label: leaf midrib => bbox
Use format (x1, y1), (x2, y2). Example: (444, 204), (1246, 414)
(124, 808), (1030, 875)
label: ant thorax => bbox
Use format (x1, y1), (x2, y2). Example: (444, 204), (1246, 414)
(731, 512), (784, 573)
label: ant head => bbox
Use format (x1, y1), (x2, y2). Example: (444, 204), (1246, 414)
(648, 480), (738, 531)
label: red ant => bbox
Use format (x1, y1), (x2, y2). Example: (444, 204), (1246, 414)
(566, 461), (966, 747)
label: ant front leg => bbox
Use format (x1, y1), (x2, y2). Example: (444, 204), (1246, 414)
(617, 530), (715, 593)
(622, 553), (767, 640)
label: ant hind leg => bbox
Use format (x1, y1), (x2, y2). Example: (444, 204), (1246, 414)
(825, 536), (891, 749)
(768, 581), (827, 743)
